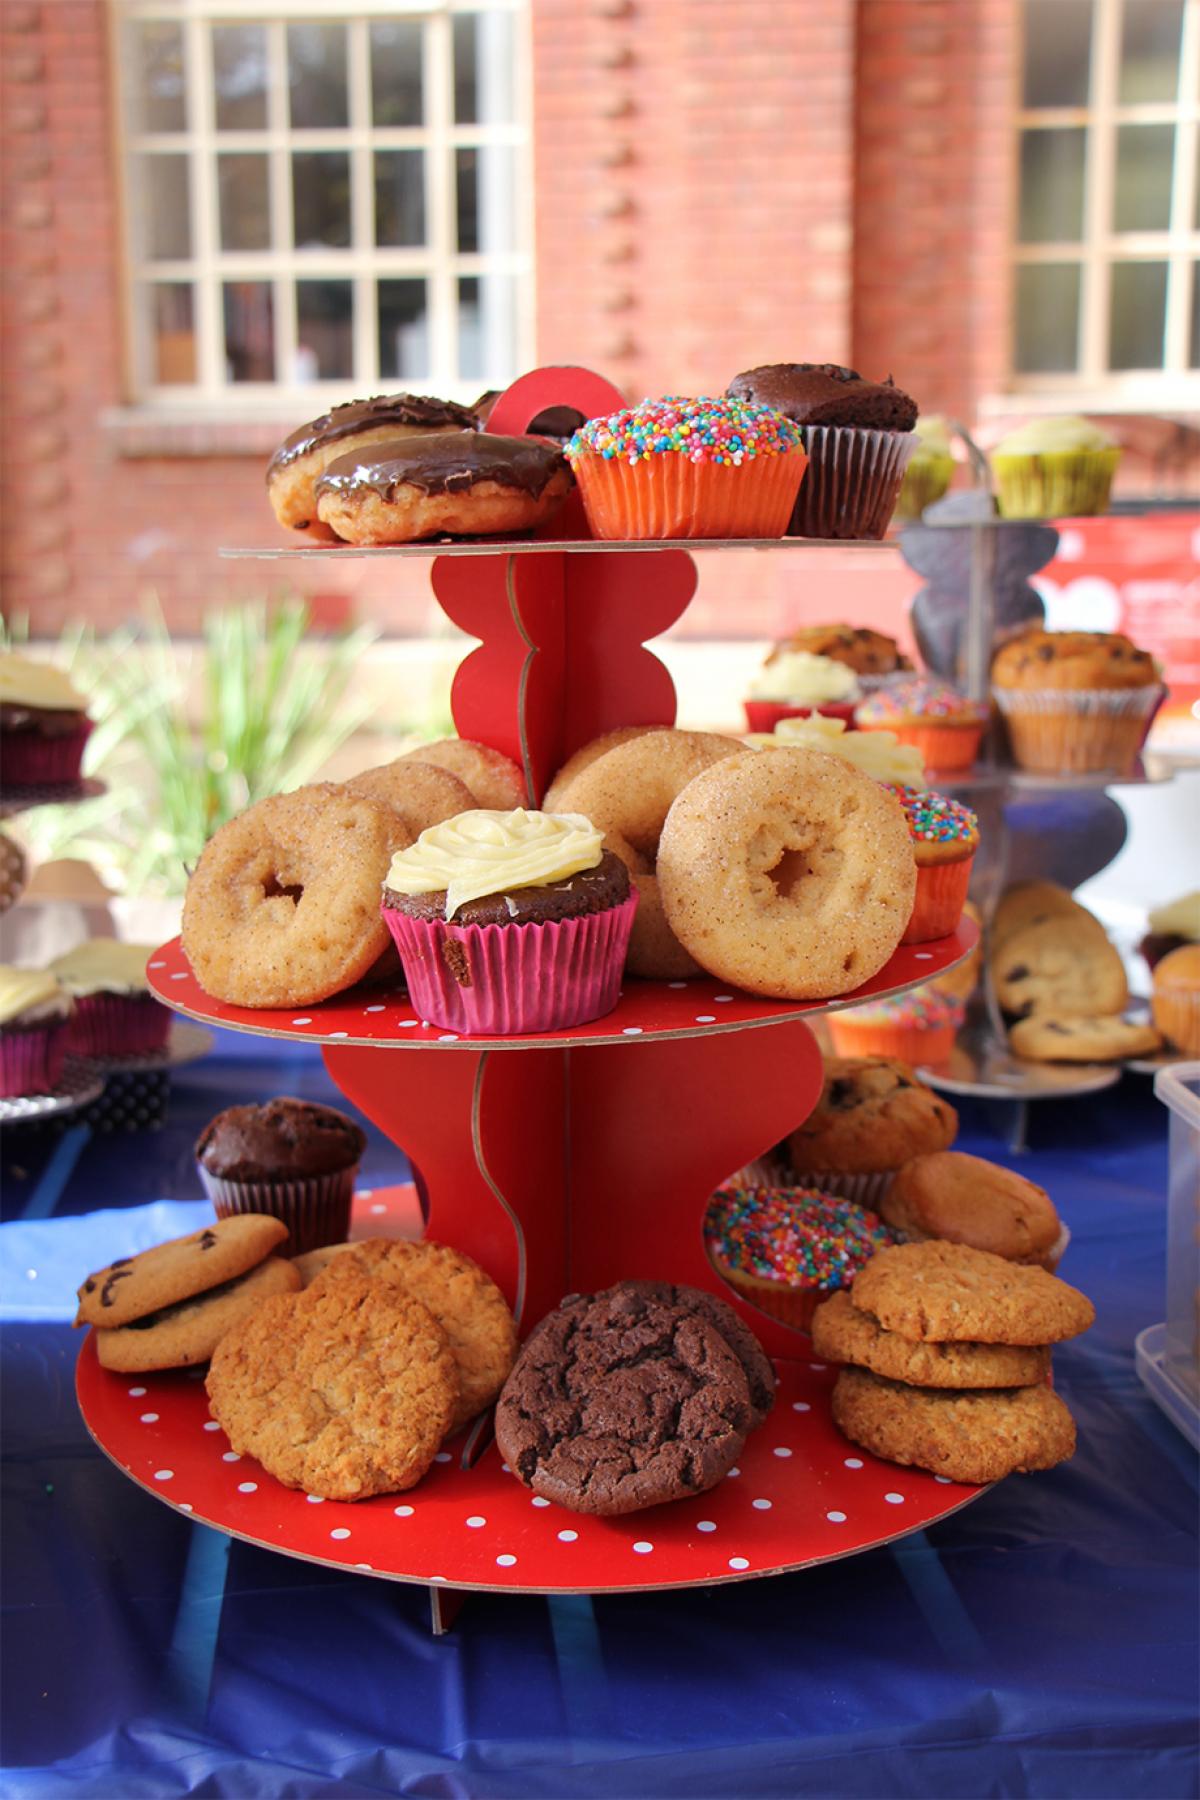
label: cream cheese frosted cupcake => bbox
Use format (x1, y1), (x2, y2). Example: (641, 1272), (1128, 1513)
(381, 808), (637, 1035)
(743, 650), (861, 734)
(49, 940), (171, 1058)
(0, 967), (73, 1097)
(991, 416), (1120, 519)
(747, 712), (928, 788)
(0, 655), (92, 789)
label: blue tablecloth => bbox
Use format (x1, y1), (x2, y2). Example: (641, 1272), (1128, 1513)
(2, 1033), (1196, 1798)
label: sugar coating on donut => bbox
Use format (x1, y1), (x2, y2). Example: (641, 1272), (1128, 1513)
(345, 760), (476, 836)
(542, 725), (662, 813)
(398, 739), (528, 810)
(657, 748), (916, 998)
(182, 783), (411, 1008)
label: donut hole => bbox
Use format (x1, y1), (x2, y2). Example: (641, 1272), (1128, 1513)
(263, 872), (305, 905)
(766, 848), (813, 900)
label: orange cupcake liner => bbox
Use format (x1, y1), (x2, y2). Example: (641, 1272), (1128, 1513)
(573, 449), (808, 540)
(827, 1015), (958, 1065)
(902, 852), (974, 945)
(709, 1256), (825, 1330)
(858, 719), (983, 774)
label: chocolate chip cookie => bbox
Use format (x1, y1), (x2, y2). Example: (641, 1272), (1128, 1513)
(811, 1289), (1051, 1389)
(1009, 1012), (1161, 1063)
(991, 917), (1128, 1020)
(95, 1256), (301, 1372)
(495, 1284), (753, 1515)
(831, 1365), (1077, 1484)
(75, 1214), (289, 1329)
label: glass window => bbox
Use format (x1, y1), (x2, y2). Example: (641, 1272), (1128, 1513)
(1118, 0), (1184, 104)
(223, 282), (274, 382)
(1113, 124), (1176, 233)
(378, 279), (430, 382)
(1018, 129), (1087, 244)
(1021, 0), (1093, 109)
(296, 281), (354, 382)
(371, 20), (424, 127)
(292, 152), (351, 251)
(1014, 263), (1082, 374)
(212, 25), (267, 132)
(1109, 261), (1169, 369)
(375, 151), (426, 248)
(128, 21), (187, 133)
(148, 283), (196, 384)
(287, 22), (348, 130)
(139, 154), (192, 261)
(218, 154), (270, 253)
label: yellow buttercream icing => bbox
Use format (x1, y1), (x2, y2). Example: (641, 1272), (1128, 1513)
(0, 966), (70, 1027)
(747, 713), (928, 787)
(994, 416), (1114, 456)
(385, 809), (604, 919)
(50, 939), (155, 997)
(748, 651), (860, 704)
(0, 654), (86, 713)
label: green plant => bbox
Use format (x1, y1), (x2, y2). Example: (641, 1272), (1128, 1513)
(8, 600), (380, 897)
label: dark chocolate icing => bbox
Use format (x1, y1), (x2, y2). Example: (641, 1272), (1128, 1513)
(196, 1096), (366, 1182)
(727, 364), (917, 431)
(315, 432), (572, 501)
(267, 393), (479, 478)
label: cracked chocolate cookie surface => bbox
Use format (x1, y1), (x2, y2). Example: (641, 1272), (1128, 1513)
(494, 1283), (753, 1515)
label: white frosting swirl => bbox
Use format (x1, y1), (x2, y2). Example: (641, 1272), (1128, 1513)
(994, 415), (1115, 456)
(385, 808), (604, 919)
(748, 651), (861, 704)
(746, 713), (928, 787)
(49, 939), (155, 997)
(0, 654), (85, 712)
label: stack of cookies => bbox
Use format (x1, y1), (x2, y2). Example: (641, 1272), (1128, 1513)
(812, 1239), (1095, 1485)
(991, 880), (1160, 1064)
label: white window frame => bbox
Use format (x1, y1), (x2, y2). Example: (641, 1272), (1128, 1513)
(999, 0), (1200, 416)
(112, 0), (535, 414)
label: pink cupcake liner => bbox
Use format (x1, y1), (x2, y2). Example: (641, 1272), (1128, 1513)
(788, 427), (916, 540)
(0, 1021), (69, 1097)
(1, 720), (92, 787)
(382, 892), (639, 1036)
(199, 1166), (356, 1256)
(66, 992), (172, 1058)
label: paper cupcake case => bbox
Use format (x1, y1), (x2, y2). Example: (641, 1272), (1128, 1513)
(992, 684), (1165, 774)
(1, 720), (93, 787)
(992, 447), (1120, 520)
(785, 1169), (896, 1211)
(199, 1166), (356, 1256)
(66, 992), (172, 1058)
(572, 451), (807, 540)
(788, 426), (915, 540)
(0, 1021), (69, 1098)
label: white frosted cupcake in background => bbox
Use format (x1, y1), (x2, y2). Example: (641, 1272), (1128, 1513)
(50, 940), (171, 1058)
(894, 415), (956, 520)
(991, 415), (1120, 519)
(743, 650), (861, 733)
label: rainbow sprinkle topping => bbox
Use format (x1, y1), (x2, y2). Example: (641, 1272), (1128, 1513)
(855, 678), (987, 725)
(839, 986), (965, 1029)
(704, 1185), (898, 1288)
(566, 397), (805, 468)
(887, 784), (979, 847)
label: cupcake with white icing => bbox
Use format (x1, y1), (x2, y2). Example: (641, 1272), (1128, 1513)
(50, 940), (170, 1058)
(743, 651), (861, 735)
(0, 967), (73, 1096)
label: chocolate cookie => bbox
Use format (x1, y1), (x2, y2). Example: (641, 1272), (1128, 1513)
(95, 1256), (301, 1372)
(619, 1279), (776, 1427)
(851, 1240), (1095, 1346)
(831, 1365), (1077, 1485)
(495, 1284), (752, 1515)
(811, 1289), (1051, 1389)
(75, 1214), (289, 1329)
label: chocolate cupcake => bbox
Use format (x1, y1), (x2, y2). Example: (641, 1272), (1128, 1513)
(727, 363), (917, 540)
(196, 1097), (367, 1253)
(0, 654), (92, 790)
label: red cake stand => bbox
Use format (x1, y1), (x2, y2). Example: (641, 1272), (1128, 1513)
(78, 366), (987, 1629)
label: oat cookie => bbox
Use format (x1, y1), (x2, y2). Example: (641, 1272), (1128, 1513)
(851, 1240), (1095, 1345)
(881, 1150), (1062, 1265)
(292, 1242), (357, 1285)
(811, 1289), (1051, 1389)
(206, 1264), (459, 1499)
(95, 1256), (301, 1372)
(75, 1214), (289, 1329)
(787, 1056), (958, 1177)
(315, 1238), (517, 1428)
(831, 1365), (1076, 1484)
(495, 1284), (752, 1515)
(1009, 1012), (1161, 1063)
(991, 916), (1128, 1020)
(618, 1279), (776, 1427)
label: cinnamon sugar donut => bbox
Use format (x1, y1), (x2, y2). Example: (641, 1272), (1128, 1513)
(551, 729), (742, 978)
(657, 748), (915, 998)
(543, 726), (661, 813)
(397, 738), (527, 810)
(182, 784), (411, 1008)
(344, 759), (476, 835)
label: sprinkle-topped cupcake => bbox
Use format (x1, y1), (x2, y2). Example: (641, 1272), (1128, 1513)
(705, 1184), (900, 1328)
(828, 984), (965, 1066)
(565, 397), (808, 540)
(855, 678), (987, 774)
(885, 785), (979, 945)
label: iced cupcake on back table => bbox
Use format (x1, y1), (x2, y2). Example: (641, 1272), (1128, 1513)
(894, 415), (956, 520)
(742, 651), (861, 734)
(50, 940), (171, 1058)
(0, 967), (73, 1097)
(991, 416), (1120, 519)
(381, 809), (637, 1035)
(0, 655), (92, 789)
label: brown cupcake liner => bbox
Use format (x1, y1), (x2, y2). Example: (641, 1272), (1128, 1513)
(198, 1166), (356, 1255)
(788, 426), (916, 540)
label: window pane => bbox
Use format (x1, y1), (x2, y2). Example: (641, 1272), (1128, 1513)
(1021, 0), (1092, 108)
(223, 282), (274, 382)
(292, 152), (351, 249)
(139, 154), (192, 260)
(456, 146), (517, 255)
(1190, 265), (1200, 368)
(378, 279), (429, 381)
(1114, 124), (1175, 232)
(371, 20), (424, 126)
(375, 151), (426, 246)
(1108, 261), (1168, 369)
(127, 21), (186, 133)
(1018, 128), (1086, 244)
(287, 22), (348, 129)
(296, 281), (353, 381)
(218, 154), (270, 251)
(1014, 263), (1081, 373)
(1119, 0), (1183, 103)
(213, 24), (268, 131)
(458, 273), (517, 383)
(454, 12), (516, 124)
(148, 283), (195, 385)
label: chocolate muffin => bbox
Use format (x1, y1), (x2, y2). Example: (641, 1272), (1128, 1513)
(727, 363), (918, 539)
(196, 1098), (366, 1254)
(383, 847), (630, 929)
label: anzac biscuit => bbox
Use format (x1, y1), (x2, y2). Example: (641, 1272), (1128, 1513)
(850, 1240), (1095, 1345)
(787, 1056), (958, 1178)
(95, 1256), (301, 1371)
(75, 1214), (289, 1329)
(313, 1239), (517, 1429)
(881, 1150), (1062, 1265)
(991, 915), (1128, 1020)
(495, 1284), (752, 1515)
(831, 1365), (1077, 1484)
(1009, 1012), (1161, 1063)
(206, 1265), (458, 1500)
(811, 1289), (1051, 1389)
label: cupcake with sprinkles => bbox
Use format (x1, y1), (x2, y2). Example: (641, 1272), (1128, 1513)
(564, 397), (808, 540)
(887, 785), (979, 944)
(828, 985), (965, 1067)
(855, 678), (988, 774)
(704, 1184), (899, 1328)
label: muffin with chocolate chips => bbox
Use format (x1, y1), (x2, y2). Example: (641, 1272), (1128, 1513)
(726, 363), (918, 540)
(784, 1054), (958, 1208)
(991, 629), (1164, 775)
(196, 1097), (367, 1254)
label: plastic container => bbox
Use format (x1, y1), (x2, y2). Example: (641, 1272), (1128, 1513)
(1143, 1063), (1200, 1445)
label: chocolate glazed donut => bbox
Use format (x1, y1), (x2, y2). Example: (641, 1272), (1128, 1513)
(313, 432), (575, 544)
